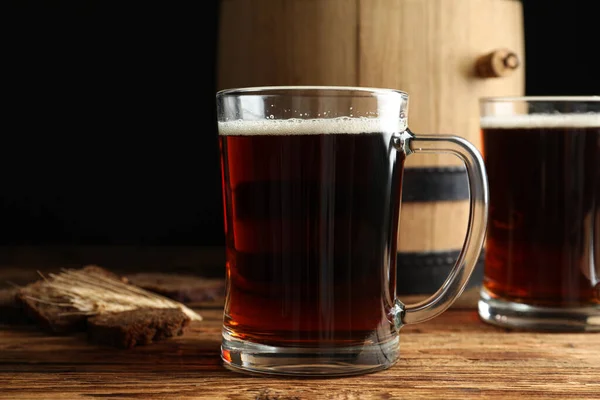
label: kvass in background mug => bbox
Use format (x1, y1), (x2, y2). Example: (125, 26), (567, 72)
(478, 96), (600, 332)
(217, 86), (488, 376)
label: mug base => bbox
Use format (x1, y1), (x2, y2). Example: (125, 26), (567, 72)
(221, 330), (400, 377)
(478, 288), (600, 332)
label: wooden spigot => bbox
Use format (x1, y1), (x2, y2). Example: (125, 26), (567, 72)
(475, 48), (520, 78)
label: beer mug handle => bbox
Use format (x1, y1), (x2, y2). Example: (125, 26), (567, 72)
(394, 131), (489, 325)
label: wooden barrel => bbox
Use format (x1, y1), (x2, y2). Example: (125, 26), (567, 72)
(217, 0), (525, 294)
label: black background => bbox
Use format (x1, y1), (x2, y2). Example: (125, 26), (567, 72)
(2, 1), (598, 246)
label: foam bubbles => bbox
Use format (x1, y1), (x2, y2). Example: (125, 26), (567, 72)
(481, 113), (600, 129)
(218, 117), (407, 136)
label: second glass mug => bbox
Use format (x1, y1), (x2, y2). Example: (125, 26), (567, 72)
(217, 86), (488, 376)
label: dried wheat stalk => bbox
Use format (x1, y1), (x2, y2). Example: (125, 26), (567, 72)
(26, 268), (202, 321)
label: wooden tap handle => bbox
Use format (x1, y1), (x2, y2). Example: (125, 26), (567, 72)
(475, 49), (520, 78)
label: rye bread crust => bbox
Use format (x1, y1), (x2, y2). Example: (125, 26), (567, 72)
(87, 307), (191, 348)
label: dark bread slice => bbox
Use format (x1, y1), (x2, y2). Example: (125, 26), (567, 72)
(16, 265), (126, 334)
(16, 281), (86, 333)
(87, 307), (191, 349)
(0, 287), (26, 324)
(125, 273), (225, 303)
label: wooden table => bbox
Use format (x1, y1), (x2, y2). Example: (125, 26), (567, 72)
(1, 247), (599, 399)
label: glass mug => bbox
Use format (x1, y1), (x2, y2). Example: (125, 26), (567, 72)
(217, 86), (488, 376)
(478, 96), (600, 332)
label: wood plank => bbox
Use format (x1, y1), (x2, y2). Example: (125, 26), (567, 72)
(358, 0), (524, 168)
(1, 251), (598, 399)
(1, 308), (599, 399)
(218, 0), (359, 89)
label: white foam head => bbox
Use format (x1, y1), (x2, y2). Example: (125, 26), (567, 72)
(480, 113), (600, 129)
(218, 117), (407, 136)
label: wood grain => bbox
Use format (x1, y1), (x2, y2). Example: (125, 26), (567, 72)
(397, 201), (469, 252)
(217, 0), (525, 166)
(2, 303), (599, 399)
(216, 0), (524, 259)
(1, 252), (598, 399)
(218, 0), (359, 89)
(359, 0), (524, 167)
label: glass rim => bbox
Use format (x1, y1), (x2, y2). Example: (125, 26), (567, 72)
(216, 85), (409, 99)
(480, 96), (600, 103)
